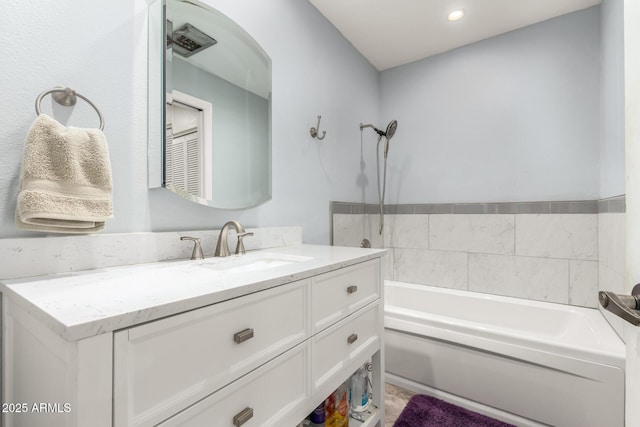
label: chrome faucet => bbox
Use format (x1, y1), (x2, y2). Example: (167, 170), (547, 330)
(214, 221), (254, 257)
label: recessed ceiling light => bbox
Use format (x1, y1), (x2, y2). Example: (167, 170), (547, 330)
(448, 9), (465, 22)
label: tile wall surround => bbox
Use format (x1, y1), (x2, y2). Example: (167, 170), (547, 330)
(0, 226), (302, 280)
(332, 197), (625, 309)
(599, 211), (626, 337)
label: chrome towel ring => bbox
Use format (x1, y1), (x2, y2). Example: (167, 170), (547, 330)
(35, 87), (105, 130)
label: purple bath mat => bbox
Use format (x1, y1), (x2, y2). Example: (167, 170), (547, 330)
(393, 394), (514, 427)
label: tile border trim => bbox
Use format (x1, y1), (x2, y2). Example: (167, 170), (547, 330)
(331, 195), (626, 215)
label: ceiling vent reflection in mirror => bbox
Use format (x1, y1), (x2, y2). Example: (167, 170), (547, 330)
(170, 22), (217, 58)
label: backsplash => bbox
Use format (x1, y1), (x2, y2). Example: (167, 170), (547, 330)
(0, 226), (301, 280)
(332, 198), (625, 309)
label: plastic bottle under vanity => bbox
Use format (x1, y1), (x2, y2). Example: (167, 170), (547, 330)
(349, 366), (370, 421)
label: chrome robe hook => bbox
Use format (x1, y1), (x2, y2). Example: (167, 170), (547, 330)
(310, 115), (326, 140)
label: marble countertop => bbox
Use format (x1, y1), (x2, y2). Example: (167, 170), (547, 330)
(0, 244), (385, 342)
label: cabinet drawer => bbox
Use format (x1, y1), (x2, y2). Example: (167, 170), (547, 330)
(311, 302), (381, 397)
(312, 259), (380, 332)
(114, 280), (309, 427)
(158, 343), (309, 427)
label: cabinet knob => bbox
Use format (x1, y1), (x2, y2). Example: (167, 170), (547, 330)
(234, 328), (254, 344)
(347, 285), (358, 294)
(347, 333), (358, 344)
(233, 407), (254, 426)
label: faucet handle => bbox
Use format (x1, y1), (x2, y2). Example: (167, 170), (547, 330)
(180, 236), (204, 260)
(235, 232), (254, 255)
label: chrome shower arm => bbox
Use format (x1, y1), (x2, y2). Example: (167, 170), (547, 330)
(360, 123), (385, 136)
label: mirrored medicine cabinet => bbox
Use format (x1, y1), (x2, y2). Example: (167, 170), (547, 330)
(148, 0), (272, 209)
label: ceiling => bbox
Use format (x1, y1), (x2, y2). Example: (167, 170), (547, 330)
(308, 0), (601, 71)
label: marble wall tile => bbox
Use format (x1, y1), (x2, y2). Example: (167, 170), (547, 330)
(569, 260), (598, 308)
(334, 209), (603, 308)
(384, 214), (429, 249)
(468, 254), (569, 303)
(598, 213), (626, 339)
(599, 264), (626, 296)
(599, 213), (625, 287)
(332, 214), (365, 247)
(0, 227), (302, 280)
(515, 214), (598, 260)
(429, 214), (515, 255)
(367, 214), (385, 248)
(382, 248), (394, 282)
(394, 248), (467, 290)
(333, 214), (384, 248)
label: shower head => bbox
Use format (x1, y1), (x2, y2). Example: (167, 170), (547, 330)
(359, 120), (398, 139)
(384, 120), (398, 139)
(385, 120), (398, 140)
(383, 120), (397, 159)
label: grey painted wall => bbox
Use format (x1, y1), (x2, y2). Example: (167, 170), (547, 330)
(379, 7), (601, 204)
(0, 2), (621, 247)
(600, 0), (625, 198)
(0, 0), (380, 243)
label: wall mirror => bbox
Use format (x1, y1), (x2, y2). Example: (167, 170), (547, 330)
(148, 0), (272, 209)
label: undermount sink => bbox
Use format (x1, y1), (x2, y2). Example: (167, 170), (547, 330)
(195, 252), (312, 274)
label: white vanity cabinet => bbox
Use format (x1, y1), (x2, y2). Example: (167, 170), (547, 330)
(113, 280), (310, 426)
(312, 260), (380, 333)
(2, 246), (384, 427)
(155, 343), (311, 426)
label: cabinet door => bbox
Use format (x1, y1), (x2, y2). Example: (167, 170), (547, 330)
(114, 280), (309, 427)
(312, 260), (380, 333)
(158, 343), (310, 427)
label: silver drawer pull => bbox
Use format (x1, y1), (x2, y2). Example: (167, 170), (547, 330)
(234, 328), (254, 344)
(233, 407), (254, 427)
(347, 285), (358, 294)
(347, 333), (358, 344)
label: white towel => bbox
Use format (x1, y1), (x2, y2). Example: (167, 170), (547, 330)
(15, 114), (113, 233)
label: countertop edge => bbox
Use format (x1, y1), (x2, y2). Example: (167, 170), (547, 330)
(1, 245), (386, 342)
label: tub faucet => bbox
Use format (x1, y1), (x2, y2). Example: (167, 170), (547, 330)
(214, 221), (254, 257)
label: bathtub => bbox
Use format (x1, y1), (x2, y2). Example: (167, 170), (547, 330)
(384, 281), (625, 427)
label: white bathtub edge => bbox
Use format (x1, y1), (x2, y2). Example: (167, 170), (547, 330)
(384, 281), (626, 370)
(385, 306), (625, 371)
